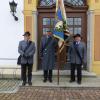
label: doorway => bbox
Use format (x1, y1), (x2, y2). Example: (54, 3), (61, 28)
(37, 0), (88, 70)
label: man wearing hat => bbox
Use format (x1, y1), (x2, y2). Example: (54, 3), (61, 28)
(40, 31), (58, 83)
(18, 31), (35, 86)
(68, 34), (87, 84)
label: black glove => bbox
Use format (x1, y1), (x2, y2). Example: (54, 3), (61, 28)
(82, 62), (87, 70)
(27, 55), (32, 59)
(23, 54), (27, 59)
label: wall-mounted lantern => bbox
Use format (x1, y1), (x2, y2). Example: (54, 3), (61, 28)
(9, 0), (18, 21)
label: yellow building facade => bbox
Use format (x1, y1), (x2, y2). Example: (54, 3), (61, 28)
(24, 0), (100, 75)
(88, 0), (100, 74)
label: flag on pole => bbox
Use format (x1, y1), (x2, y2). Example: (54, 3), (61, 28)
(53, 0), (68, 47)
(53, 0), (69, 48)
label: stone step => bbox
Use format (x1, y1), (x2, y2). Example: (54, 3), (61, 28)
(32, 70), (96, 77)
(0, 70), (96, 79)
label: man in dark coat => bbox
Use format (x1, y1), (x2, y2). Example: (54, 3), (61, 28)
(40, 31), (58, 83)
(68, 34), (87, 84)
(18, 32), (35, 86)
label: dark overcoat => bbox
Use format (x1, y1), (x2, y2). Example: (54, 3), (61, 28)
(40, 35), (57, 70)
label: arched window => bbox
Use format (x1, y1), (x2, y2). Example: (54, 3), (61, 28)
(40, 0), (56, 6)
(40, 0), (86, 6)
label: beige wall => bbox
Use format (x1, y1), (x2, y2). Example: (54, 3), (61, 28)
(94, 15), (100, 61)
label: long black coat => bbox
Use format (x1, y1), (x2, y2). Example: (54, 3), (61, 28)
(40, 35), (57, 70)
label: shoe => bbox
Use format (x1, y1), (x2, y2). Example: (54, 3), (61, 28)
(22, 82), (26, 86)
(69, 80), (75, 83)
(49, 79), (52, 83)
(43, 79), (47, 83)
(28, 82), (32, 86)
(77, 81), (81, 85)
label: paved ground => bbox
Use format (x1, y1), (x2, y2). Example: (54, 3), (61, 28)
(0, 86), (100, 100)
(0, 77), (100, 100)
(0, 70), (100, 100)
(32, 77), (100, 87)
(0, 79), (21, 93)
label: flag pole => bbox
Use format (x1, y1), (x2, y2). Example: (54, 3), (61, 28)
(55, 0), (68, 85)
(57, 41), (64, 85)
(57, 47), (60, 85)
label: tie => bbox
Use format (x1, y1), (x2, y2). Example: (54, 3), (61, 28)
(74, 41), (78, 47)
(76, 41), (78, 45)
(27, 40), (30, 46)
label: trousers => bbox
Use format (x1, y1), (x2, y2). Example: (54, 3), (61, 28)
(43, 70), (52, 80)
(21, 63), (33, 82)
(70, 63), (82, 82)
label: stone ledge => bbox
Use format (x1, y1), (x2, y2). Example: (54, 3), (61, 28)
(0, 70), (96, 79)
(32, 70), (96, 77)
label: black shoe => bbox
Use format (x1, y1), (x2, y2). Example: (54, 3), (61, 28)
(43, 79), (47, 83)
(28, 82), (32, 86)
(77, 81), (81, 85)
(69, 80), (75, 83)
(22, 82), (26, 86)
(49, 79), (52, 83)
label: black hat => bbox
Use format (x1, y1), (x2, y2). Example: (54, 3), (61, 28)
(73, 34), (81, 38)
(23, 31), (31, 36)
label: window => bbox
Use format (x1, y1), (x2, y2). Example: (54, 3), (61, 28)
(42, 18), (55, 34)
(42, 17), (82, 35)
(43, 28), (51, 35)
(67, 0), (84, 6)
(40, 0), (56, 6)
(43, 18), (50, 25)
(67, 17), (82, 34)
(74, 18), (81, 25)
(40, 0), (85, 6)
(67, 18), (74, 25)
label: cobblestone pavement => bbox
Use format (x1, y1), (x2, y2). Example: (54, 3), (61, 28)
(0, 87), (100, 100)
(0, 79), (21, 93)
(0, 76), (100, 100)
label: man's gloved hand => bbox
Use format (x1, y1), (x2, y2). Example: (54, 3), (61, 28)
(23, 54), (27, 59)
(27, 55), (33, 59)
(82, 62), (87, 70)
